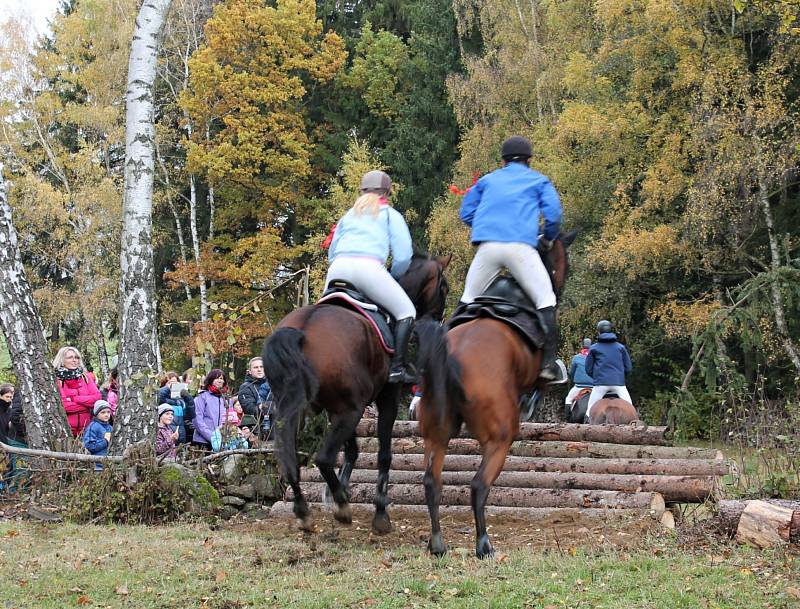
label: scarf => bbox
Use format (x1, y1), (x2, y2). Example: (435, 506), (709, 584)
(208, 385), (227, 397)
(55, 366), (85, 382)
(580, 348), (590, 356)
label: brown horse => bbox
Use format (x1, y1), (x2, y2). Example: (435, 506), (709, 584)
(416, 231), (576, 558)
(587, 396), (640, 425)
(263, 252), (449, 534)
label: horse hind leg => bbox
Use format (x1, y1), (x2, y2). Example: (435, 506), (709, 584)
(372, 383), (401, 535)
(423, 438), (449, 556)
(315, 409), (362, 525)
(472, 439), (512, 559)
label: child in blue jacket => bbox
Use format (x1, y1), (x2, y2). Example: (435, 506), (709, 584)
(84, 400), (113, 469)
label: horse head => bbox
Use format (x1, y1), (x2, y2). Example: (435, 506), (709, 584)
(397, 251), (451, 322)
(541, 229), (577, 297)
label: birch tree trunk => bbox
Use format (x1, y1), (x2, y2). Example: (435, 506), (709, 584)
(115, 0), (173, 452)
(758, 172), (800, 374)
(0, 164), (71, 450)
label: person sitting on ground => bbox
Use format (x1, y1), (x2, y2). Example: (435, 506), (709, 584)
(564, 338), (594, 418)
(192, 369), (230, 450)
(584, 320), (633, 421)
(237, 357), (273, 436)
(155, 404), (179, 460)
(53, 346), (103, 437)
(458, 135), (565, 382)
(157, 371), (195, 444)
(325, 170), (416, 384)
(83, 400), (113, 468)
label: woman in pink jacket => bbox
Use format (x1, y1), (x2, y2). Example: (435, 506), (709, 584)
(53, 346), (102, 437)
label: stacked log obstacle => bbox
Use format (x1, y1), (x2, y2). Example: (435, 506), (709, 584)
(270, 420), (729, 523)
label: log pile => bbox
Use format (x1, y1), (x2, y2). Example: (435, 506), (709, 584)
(271, 420), (729, 523)
(718, 499), (800, 548)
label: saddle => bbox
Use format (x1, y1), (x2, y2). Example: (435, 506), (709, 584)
(448, 275), (546, 351)
(318, 280), (395, 354)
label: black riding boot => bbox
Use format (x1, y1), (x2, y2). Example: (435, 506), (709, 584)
(388, 317), (416, 384)
(538, 306), (567, 383)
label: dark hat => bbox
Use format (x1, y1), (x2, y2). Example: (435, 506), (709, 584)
(501, 136), (533, 160)
(597, 320), (613, 333)
(359, 170), (392, 194)
(157, 403), (174, 418)
(93, 400), (112, 416)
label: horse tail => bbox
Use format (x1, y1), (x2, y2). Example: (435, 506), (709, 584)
(262, 328), (319, 481)
(416, 320), (465, 430)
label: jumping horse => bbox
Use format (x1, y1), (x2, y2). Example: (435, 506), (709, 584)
(416, 231), (576, 558)
(263, 252), (449, 534)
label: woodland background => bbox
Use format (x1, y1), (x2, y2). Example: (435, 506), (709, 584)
(1, 0), (799, 442)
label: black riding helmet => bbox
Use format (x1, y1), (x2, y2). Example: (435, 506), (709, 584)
(596, 320), (613, 334)
(501, 136), (533, 161)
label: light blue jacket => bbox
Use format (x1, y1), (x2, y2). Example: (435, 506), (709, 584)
(329, 204), (413, 278)
(460, 162), (562, 247)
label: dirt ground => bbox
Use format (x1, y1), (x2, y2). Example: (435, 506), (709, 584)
(224, 504), (659, 553)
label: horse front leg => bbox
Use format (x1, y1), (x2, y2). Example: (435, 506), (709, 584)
(338, 433), (358, 487)
(315, 409), (362, 525)
(471, 440), (512, 559)
(372, 383), (401, 534)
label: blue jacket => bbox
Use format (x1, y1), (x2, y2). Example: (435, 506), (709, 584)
(460, 162), (562, 247)
(329, 204), (413, 278)
(569, 351), (594, 387)
(83, 419), (113, 456)
(157, 386), (195, 444)
(585, 333), (632, 386)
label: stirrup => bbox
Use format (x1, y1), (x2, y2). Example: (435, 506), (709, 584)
(388, 364), (417, 385)
(539, 358), (568, 385)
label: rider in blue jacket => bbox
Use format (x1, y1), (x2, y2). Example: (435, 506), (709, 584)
(584, 320), (633, 417)
(459, 136), (564, 381)
(327, 170), (416, 383)
(565, 338), (594, 413)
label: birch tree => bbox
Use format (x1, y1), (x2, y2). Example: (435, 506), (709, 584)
(0, 163), (71, 450)
(115, 0), (174, 451)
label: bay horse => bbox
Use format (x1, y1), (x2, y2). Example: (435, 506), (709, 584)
(416, 231), (576, 558)
(586, 396), (639, 425)
(263, 252), (449, 534)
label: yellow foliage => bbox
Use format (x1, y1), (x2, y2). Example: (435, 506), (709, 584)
(649, 295), (720, 339)
(589, 224), (682, 280)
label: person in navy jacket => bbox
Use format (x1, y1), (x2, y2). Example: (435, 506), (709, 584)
(565, 338), (594, 411)
(459, 136), (564, 380)
(584, 320), (633, 417)
(326, 170), (416, 383)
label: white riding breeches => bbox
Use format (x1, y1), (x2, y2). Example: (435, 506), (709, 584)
(586, 385), (632, 417)
(460, 241), (557, 309)
(565, 385), (591, 405)
(326, 256), (416, 321)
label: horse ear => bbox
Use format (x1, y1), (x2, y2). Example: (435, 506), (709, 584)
(561, 229), (578, 248)
(436, 254), (452, 270)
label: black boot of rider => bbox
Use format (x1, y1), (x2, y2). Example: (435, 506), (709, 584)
(388, 317), (416, 384)
(538, 306), (567, 383)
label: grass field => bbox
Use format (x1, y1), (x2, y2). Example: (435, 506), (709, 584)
(0, 514), (797, 609)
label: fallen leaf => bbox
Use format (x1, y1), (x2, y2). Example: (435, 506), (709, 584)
(496, 553), (510, 563)
(568, 546), (577, 556)
(115, 584), (129, 596)
(68, 587), (83, 594)
(215, 570), (227, 583)
(76, 595), (90, 605)
(786, 587), (800, 600)
(6, 530), (18, 537)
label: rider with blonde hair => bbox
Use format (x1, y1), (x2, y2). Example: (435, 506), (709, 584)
(326, 170), (415, 383)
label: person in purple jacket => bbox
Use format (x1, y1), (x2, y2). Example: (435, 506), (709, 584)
(459, 136), (565, 381)
(191, 369), (230, 450)
(584, 320), (633, 419)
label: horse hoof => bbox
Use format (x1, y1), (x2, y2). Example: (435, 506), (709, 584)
(428, 535), (448, 557)
(297, 516), (314, 532)
(333, 502), (352, 524)
(371, 512), (392, 535)
(476, 535), (494, 559)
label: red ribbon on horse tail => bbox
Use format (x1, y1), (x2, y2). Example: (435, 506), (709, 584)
(447, 172), (481, 197)
(321, 223), (337, 250)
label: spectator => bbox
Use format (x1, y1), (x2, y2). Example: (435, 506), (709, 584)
(182, 368), (198, 393)
(155, 404), (178, 460)
(157, 371), (195, 444)
(53, 346), (102, 437)
(211, 422), (249, 452)
(9, 390), (25, 446)
(237, 357), (273, 436)
(83, 400), (113, 469)
(192, 369), (230, 450)
(0, 384), (23, 446)
(102, 367), (119, 415)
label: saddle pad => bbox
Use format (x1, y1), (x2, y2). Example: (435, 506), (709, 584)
(317, 292), (394, 354)
(448, 300), (545, 352)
